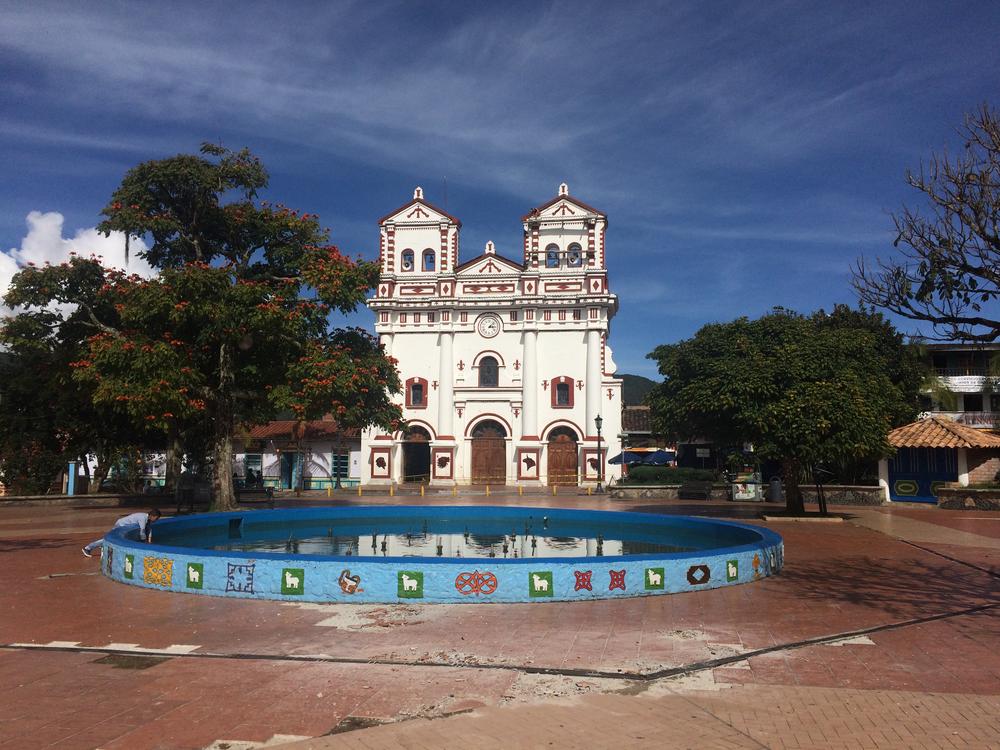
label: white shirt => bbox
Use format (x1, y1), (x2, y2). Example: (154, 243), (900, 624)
(113, 512), (153, 541)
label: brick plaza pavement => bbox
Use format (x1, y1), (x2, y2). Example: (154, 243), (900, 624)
(0, 493), (997, 749)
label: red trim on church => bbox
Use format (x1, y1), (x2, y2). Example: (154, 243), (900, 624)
(521, 193), (606, 221)
(405, 377), (429, 409)
(378, 198), (462, 226)
(550, 376), (575, 409)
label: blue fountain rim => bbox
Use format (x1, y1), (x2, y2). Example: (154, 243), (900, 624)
(106, 504), (783, 565)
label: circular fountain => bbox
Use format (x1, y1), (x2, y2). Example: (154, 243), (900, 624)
(101, 505), (783, 603)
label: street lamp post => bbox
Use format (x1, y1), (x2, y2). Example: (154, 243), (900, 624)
(595, 415), (604, 493)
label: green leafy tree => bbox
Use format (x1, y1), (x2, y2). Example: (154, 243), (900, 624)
(6, 145), (401, 509)
(853, 105), (1000, 342)
(646, 306), (922, 513)
(0, 258), (149, 493)
(0, 348), (72, 494)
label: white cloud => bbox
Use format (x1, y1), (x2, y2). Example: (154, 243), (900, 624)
(1, 211), (155, 315)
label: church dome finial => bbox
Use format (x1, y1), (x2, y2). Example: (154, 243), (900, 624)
(558, 182), (569, 196)
(485, 240), (496, 255)
(413, 186), (424, 200)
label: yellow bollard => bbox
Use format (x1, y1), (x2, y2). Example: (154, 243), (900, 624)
(588, 486), (592, 496)
(553, 484), (557, 496)
(390, 484), (394, 497)
(452, 484), (457, 497)
(327, 486), (331, 498)
(486, 484), (491, 496)
(420, 484), (425, 497)
(357, 484), (362, 497)
(518, 485), (523, 497)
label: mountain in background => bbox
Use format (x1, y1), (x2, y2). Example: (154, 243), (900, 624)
(620, 374), (657, 406)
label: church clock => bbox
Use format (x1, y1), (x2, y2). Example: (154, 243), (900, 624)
(476, 314), (501, 338)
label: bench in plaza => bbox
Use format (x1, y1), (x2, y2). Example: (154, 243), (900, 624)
(236, 486), (275, 509)
(677, 480), (714, 500)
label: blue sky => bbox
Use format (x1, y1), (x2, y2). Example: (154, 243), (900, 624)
(2, 1), (999, 377)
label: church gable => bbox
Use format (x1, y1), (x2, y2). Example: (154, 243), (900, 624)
(455, 241), (524, 276)
(378, 187), (461, 226)
(523, 183), (605, 222)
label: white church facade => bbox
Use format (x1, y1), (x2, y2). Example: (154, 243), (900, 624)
(361, 184), (622, 487)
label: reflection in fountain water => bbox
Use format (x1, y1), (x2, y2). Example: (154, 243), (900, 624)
(162, 514), (709, 559)
(215, 529), (692, 559)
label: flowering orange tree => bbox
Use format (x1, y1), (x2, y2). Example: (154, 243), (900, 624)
(8, 144), (400, 509)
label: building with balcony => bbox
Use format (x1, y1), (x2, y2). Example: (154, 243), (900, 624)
(921, 343), (1000, 428)
(879, 343), (1000, 502)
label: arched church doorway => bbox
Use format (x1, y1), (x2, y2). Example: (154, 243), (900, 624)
(402, 426), (431, 483)
(471, 420), (507, 484)
(547, 427), (579, 486)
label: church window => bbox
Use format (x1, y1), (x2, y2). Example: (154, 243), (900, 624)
(558, 310), (566, 321)
(551, 376), (575, 408)
(401, 249), (414, 271)
(509, 311), (518, 322)
(543, 310), (551, 321)
(400, 313), (407, 323)
(380, 312), (389, 323)
(573, 309), (581, 320)
(567, 243), (582, 267)
(414, 312), (421, 323)
(427, 312), (436, 323)
(545, 244), (560, 268)
(479, 356), (499, 388)
(422, 249), (435, 271)
(460, 311), (468, 323)
(406, 377), (428, 408)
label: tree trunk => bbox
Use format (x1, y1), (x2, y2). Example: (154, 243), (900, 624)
(81, 455), (92, 494)
(783, 458), (805, 514)
(165, 432), (183, 495)
(89, 453), (110, 494)
(210, 342), (237, 511)
(210, 423), (236, 511)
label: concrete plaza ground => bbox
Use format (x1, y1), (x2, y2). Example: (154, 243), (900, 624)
(1, 493), (998, 749)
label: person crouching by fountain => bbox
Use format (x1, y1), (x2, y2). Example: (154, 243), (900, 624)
(82, 509), (162, 557)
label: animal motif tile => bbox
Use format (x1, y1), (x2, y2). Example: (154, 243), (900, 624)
(186, 562), (204, 589)
(124, 553), (134, 579)
(644, 567), (665, 591)
(397, 570), (424, 598)
(281, 567), (305, 595)
(726, 559), (739, 582)
(529, 570), (553, 597)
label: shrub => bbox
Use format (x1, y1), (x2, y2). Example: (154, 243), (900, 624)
(618, 466), (717, 485)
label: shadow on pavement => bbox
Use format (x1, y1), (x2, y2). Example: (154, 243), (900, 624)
(776, 553), (998, 619)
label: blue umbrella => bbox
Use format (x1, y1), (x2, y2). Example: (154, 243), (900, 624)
(641, 450), (675, 466)
(608, 451), (648, 465)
